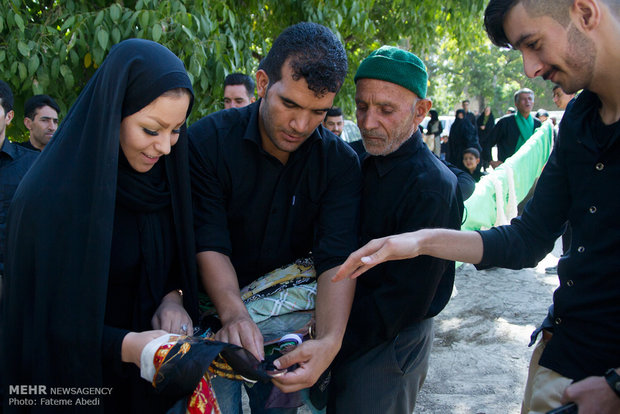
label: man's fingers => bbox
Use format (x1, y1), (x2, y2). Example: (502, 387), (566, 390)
(333, 238), (389, 281)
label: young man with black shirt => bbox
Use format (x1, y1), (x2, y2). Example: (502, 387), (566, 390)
(334, 1), (620, 413)
(189, 23), (360, 413)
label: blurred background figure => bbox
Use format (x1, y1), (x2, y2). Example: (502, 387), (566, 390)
(323, 106), (344, 137)
(223, 73), (256, 109)
(19, 94), (60, 151)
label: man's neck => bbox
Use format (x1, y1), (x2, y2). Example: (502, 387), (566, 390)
(587, 13), (620, 124)
(29, 137), (44, 151)
(517, 110), (530, 119)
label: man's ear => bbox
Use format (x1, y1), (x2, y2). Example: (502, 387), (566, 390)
(414, 98), (433, 123)
(5, 109), (14, 126)
(571, 0), (601, 33)
(23, 116), (33, 130)
(255, 70), (270, 99)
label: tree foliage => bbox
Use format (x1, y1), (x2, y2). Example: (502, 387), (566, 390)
(3, 0), (496, 140)
(427, 36), (557, 118)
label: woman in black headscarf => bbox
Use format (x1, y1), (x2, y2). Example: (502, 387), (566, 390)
(2, 39), (199, 413)
(425, 109), (443, 157)
(447, 109), (481, 172)
(476, 106), (495, 170)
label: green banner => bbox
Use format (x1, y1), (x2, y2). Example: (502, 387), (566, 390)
(462, 121), (554, 231)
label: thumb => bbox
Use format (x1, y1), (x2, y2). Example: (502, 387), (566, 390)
(273, 348), (301, 370)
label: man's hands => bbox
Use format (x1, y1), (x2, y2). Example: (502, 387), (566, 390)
(332, 232), (425, 281)
(217, 312), (265, 361)
(332, 229), (484, 282)
(152, 290), (193, 335)
(271, 337), (340, 393)
(561, 373), (620, 414)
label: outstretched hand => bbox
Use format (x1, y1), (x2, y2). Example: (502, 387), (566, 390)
(332, 232), (423, 282)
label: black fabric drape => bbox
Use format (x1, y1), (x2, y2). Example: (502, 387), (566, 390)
(2, 39), (198, 413)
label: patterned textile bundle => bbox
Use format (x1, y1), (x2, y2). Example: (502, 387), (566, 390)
(140, 334), (273, 413)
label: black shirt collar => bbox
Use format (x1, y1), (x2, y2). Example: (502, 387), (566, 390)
(0, 139), (18, 160)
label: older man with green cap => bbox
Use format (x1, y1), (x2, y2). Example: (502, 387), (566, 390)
(327, 46), (462, 413)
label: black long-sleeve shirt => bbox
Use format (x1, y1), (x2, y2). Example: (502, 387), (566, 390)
(477, 90), (620, 381)
(0, 139), (37, 274)
(188, 102), (361, 287)
(342, 131), (461, 358)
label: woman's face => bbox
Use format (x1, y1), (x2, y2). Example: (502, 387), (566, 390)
(120, 93), (190, 173)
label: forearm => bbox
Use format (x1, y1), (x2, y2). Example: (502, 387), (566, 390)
(417, 229), (484, 264)
(314, 267), (356, 349)
(196, 251), (246, 322)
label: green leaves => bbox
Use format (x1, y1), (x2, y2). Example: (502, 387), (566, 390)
(2, 0), (506, 140)
(97, 29), (109, 50)
(17, 41), (30, 57)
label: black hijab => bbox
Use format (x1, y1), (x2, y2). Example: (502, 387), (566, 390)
(2, 39), (198, 410)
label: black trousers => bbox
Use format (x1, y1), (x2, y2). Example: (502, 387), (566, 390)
(328, 318), (434, 413)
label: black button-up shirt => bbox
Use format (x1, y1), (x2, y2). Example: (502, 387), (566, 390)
(477, 90), (620, 381)
(343, 131), (461, 357)
(0, 139), (38, 273)
(188, 102), (361, 288)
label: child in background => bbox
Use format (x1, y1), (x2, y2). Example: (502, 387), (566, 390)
(462, 147), (487, 182)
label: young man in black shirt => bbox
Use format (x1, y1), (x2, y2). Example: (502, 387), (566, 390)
(189, 23), (360, 413)
(334, 1), (620, 413)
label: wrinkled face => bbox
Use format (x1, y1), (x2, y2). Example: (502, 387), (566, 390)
(119, 93), (190, 173)
(257, 61), (335, 164)
(323, 115), (344, 136)
(224, 84), (254, 109)
(463, 152), (479, 173)
(0, 105), (14, 141)
(515, 92), (534, 116)
(355, 78), (429, 156)
(552, 88), (573, 110)
(25, 105), (58, 149)
(503, 3), (595, 94)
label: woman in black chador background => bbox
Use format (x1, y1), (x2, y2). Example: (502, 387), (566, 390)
(2, 39), (199, 413)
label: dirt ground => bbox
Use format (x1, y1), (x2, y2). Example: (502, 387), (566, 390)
(243, 241), (562, 414)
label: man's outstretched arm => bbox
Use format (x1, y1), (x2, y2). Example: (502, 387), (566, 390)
(332, 229), (484, 281)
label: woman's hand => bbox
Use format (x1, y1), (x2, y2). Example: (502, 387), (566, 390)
(121, 330), (168, 367)
(152, 290), (193, 335)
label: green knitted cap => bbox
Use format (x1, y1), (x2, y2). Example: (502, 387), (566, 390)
(354, 46), (427, 98)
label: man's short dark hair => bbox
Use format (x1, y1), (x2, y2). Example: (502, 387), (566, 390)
(224, 73), (256, 98)
(514, 88), (534, 103)
(325, 107), (343, 119)
(484, 0), (572, 48)
(24, 95), (60, 120)
(462, 99), (470, 104)
(258, 22), (348, 96)
(0, 80), (14, 114)
(552, 84), (563, 92)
